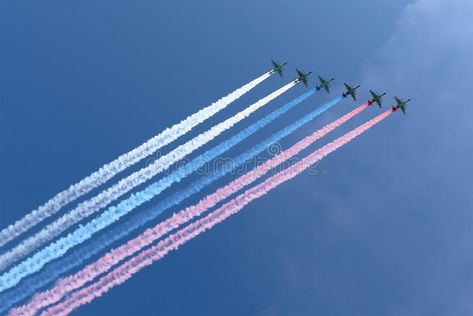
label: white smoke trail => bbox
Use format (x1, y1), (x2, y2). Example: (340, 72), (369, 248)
(37, 109), (395, 316)
(0, 81), (296, 289)
(0, 72), (272, 249)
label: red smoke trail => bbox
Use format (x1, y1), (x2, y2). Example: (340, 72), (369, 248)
(10, 103), (373, 316)
(39, 109), (392, 316)
(15, 102), (372, 316)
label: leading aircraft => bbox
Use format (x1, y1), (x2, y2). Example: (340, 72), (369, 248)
(270, 60), (287, 77)
(294, 69), (313, 87)
(368, 90), (387, 108)
(392, 96), (412, 114)
(316, 75), (334, 93)
(342, 83), (361, 101)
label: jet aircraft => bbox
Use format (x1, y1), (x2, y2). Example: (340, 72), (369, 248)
(316, 76), (334, 93)
(270, 60), (287, 77)
(392, 96), (412, 114)
(368, 90), (387, 108)
(342, 83), (361, 101)
(294, 69), (313, 87)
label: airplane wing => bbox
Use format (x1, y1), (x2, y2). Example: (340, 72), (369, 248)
(297, 69), (303, 77)
(351, 91), (357, 101)
(318, 76), (324, 84)
(302, 78), (309, 87)
(401, 106), (406, 114)
(344, 83), (350, 90)
(276, 68), (283, 77)
(394, 96), (402, 105)
(370, 91), (381, 106)
(272, 60), (278, 68)
(324, 85), (330, 93)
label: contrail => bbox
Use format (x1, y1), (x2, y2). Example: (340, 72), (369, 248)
(1, 93), (346, 315)
(0, 81), (297, 291)
(38, 109), (394, 316)
(0, 72), (272, 249)
(9, 102), (369, 316)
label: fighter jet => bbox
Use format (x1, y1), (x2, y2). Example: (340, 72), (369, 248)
(270, 60), (287, 77)
(392, 96), (412, 114)
(294, 69), (313, 87)
(316, 76), (334, 93)
(342, 83), (361, 101)
(368, 90), (387, 108)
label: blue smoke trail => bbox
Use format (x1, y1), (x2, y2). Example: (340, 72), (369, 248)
(0, 72), (272, 250)
(0, 81), (295, 273)
(0, 95), (343, 313)
(0, 90), (316, 294)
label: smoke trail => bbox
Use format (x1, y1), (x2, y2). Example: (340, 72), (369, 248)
(39, 109), (393, 316)
(9, 101), (367, 316)
(0, 72), (272, 249)
(0, 82), (297, 291)
(1, 94), (346, 315)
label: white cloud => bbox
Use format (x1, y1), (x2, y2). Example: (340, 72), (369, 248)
(356, 0), (473, 188)
(360, 1), (473, 314)
(296, 1), (473, 314)
(365, 0), (473, 99)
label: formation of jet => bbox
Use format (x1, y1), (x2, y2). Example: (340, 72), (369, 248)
(294, 69), (313, 87)
(392, 96), (411, 114)
(342, 83), (361, 101)
(270, 60), (287, 77)
(269, 59), (412, 114)
(368, 90), (387, 108)
(316, 76), (335, 93)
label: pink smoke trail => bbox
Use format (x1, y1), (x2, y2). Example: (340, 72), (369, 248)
(42, 108), (394, 315)
(39, 108), (392, 316)
(11, 103), (370, 316)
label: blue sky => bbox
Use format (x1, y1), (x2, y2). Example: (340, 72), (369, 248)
(1, 0), (472, 315)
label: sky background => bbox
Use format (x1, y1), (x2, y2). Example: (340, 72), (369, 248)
(1, 0), (472, 315)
